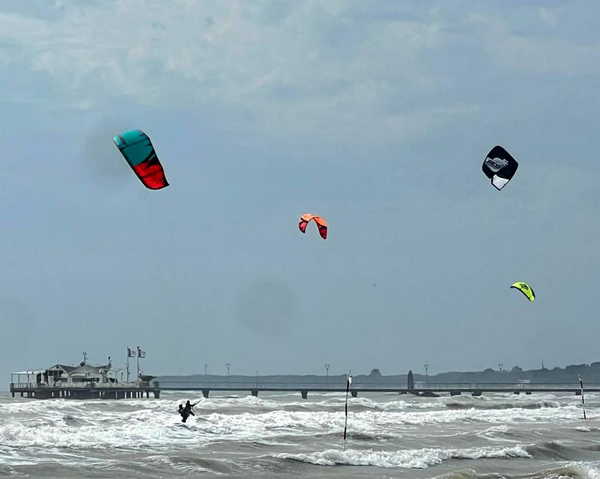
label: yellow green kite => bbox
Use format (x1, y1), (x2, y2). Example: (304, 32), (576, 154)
(511, 282), (535, 302)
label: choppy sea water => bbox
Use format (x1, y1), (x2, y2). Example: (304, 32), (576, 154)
(2, 390), (600, 478)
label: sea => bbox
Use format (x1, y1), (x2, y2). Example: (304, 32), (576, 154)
(2, 389), (600, 478)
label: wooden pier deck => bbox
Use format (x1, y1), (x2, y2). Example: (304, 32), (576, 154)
(154, 381), (598, 399)
(11, 380), (597, 401)
(9, 383), (160, 399)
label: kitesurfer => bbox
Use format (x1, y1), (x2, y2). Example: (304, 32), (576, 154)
(178, 400), (198, 423)
(177, 404), (186, 422)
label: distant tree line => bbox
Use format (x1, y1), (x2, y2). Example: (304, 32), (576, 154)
(414, 362), (600, 384)
(156, 362), (600, 386)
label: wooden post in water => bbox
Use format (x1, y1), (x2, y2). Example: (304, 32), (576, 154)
(578, 375), (587, 420)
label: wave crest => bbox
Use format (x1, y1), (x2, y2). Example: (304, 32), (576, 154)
(275, 445), (530, 469)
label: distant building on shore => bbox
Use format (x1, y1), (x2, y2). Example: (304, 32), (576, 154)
(10, 353), (158, 400)
(12, 358), (119, 387)
(12, 346), (151, 388)
(44, 361), (117, 386)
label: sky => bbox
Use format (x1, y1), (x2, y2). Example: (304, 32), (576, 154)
(2, 0), (600, 381)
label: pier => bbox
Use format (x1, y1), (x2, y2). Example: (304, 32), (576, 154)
(9, 377), (596, 400)
(10, 362), (597, 401)
(154, 380), (597, 399)
(9, 359), (159, 400)
(9, 382), (160, 399)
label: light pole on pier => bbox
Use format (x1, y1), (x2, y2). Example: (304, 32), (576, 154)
(325, 363), (330, 383)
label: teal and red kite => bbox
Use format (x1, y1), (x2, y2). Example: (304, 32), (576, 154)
(113, 130), (169, 190)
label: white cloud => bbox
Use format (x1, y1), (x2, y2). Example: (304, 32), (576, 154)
(1, 1), (599, 144)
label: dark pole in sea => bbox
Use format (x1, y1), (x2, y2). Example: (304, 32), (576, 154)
(578, 375), (587, 420)
(343, 371), (352, 448)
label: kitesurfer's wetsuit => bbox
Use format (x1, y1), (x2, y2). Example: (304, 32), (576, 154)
(178, 404), (187, 422)
(179, 401), (197, 423)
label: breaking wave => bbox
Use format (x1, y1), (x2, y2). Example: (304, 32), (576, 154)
(274, 445), (530, 468)
(445, 400), (561, 410)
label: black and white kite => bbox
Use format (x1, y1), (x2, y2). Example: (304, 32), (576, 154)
(482, 146), (519, 191)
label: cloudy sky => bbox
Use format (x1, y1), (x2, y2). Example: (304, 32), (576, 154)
(2, 0), (600, 381)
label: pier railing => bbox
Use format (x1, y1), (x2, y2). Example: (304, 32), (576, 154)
(9, 381), (161, 399)
(153, 380), (598, 390)
(152, 379), (600, 399)
(10, 382), (150, 389)
(9, 379), (598, 400)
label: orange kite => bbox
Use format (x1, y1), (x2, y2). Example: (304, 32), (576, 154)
(298, 214), (328, 239)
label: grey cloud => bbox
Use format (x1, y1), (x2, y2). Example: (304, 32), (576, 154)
(234, 277), (299, 337)
(1, 2), (600, 380)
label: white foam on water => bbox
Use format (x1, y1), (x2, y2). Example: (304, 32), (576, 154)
(575, 463), (600, 479)
(0, 391), (596, 474)
(555, 462), (600, 479)
(274, 445), (530, 468)
(0, 395), (587, 455)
